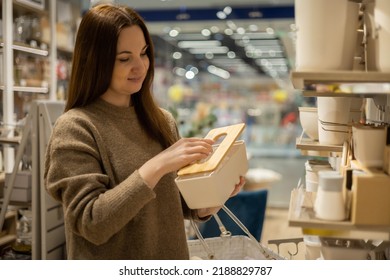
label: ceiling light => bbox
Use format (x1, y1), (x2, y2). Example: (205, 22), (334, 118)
(223, 6), (232, 15)
(216, 11), (227, 19)
(185, 71), (195, 79)
(237, 27), (246, 35)
(190, 67), (199, 74)
(169, 29), (179, 37)
(249, 24), (258, 32)
(174, 67), (186, 76)
(227, 51), (236, 59)
(177, 40), (221, 48)
(224, 28), (234, 36)
(210, 26), (220, 33)
(205, 52), (214, 59)
(201, 29), (212, 37)
(207, 65), (230, 79)
(172, 52), (182, 59)
(266, 27), (275, 35)
(188, 46), (229, 54)
(231, 33), (276, 40)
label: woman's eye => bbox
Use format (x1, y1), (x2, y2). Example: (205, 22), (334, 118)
(119, 58), (129, 62)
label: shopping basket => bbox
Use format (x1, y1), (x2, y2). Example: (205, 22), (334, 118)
(187, 205), (285, 260)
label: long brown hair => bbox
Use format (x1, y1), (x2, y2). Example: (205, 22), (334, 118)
(66, 3), (176, 148)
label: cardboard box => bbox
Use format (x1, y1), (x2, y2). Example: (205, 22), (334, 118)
(351, 169), (390, 226)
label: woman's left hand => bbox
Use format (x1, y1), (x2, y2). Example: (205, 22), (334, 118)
(230, 176), (246, 198)
(197, 176), (246, 218)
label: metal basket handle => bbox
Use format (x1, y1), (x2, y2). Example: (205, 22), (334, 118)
(190, 205), (274, 259)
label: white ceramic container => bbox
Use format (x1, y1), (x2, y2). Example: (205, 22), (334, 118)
(295, 0), (359, 71)
(352, 124), (387, 168)
(374, 0), (390, 71)
(314, 171), (346, 221)
(317, 97), (351, 145)
(175, 140), (248, 209)
(298, 107), (318, 140)
(305, 159), (333, 192)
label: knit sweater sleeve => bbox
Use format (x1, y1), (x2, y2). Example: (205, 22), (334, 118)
(161, 108), (209, 222)
(44, 112), (156, 245)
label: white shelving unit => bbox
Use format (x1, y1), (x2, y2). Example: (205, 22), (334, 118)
(0, 0), (66, 259)
(289, 70), (390, 244)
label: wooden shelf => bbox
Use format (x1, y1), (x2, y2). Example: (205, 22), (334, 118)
(296, 138), (343, 157)
(288, 189), (390, 240)
(0, 210), (17, 247)
(0, 136), (21, 145)
(291, 71), (390, 95)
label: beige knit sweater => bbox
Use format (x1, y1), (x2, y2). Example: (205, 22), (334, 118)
(44, 98), (198, 260)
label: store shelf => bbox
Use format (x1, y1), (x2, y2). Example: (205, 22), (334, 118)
(296, 137), (343, 157)
(0, 210), (17, 247)
(0, 136), (21, 145)
(0, 41), (49, 56)
(291, 71), (390, 95)
(288, 189), (390, 240)
(0, 86), (49, 94)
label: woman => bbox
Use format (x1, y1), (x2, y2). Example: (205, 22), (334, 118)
(44, 4), (243, 260)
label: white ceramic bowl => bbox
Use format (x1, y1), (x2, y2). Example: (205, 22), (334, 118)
(299, 107), (319, 140)
(320, 238), (370, 260)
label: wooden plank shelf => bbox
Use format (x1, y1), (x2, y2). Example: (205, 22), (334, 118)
(296, 138), (343, 157)
(288, 189), (390, 240)
(291, 71), (390, 94)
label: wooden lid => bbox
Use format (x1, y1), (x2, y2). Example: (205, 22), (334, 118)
(177, 123), (245, 176)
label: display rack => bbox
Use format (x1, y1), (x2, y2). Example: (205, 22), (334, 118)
(288, 188), (390, 240)
(0, 100), (65, 259)
(290, 70), (390, 249)
(291, 71), (390, 93)
(296, 137), (344, 157)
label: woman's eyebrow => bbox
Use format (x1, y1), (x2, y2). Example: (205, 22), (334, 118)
(117, 45), (149, 55)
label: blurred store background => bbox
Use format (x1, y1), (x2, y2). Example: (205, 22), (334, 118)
(110, 0), (306, 207)
(4, 0), (309, 207)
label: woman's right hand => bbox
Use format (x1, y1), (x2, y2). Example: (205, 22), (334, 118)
(139, 138), (214, 188)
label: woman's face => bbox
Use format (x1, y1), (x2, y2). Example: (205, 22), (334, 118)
(101, 25), (150, 107)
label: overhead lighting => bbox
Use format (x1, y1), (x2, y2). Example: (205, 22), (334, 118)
(169, 29), (179, 37)
(242, 39), (281, 46)
(223, 6), (232, 15)
(231, 33), (276, 40)
(172, 52), (182, 59)
(201, 29), (211, 37)
(188, 46), (229, 54)
(207, 65), (230, 79)
(224, 28), (234, 36)
(216, 11), (227, 19)
(165, 33), (209, 40)
(177, 40), (221, 48)
(185, 71), (195, 79)
(227, 51), (236, 59)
